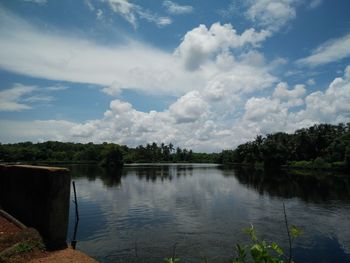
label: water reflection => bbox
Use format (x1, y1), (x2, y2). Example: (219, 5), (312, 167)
(67, 164), (350, 263)
(69, 164), (124, 187)
(231, 166), (350, 202)
(127, 164), (200, 182)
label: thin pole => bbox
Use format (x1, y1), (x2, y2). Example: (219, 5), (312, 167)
(73, 181), (79, 222)
(283, 202), (292, 263)
(71, 181), (80, 249)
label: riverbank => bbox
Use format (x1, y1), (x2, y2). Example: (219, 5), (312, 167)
(0, 211), (98, 263)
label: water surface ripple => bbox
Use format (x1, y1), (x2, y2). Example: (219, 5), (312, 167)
(67, 164), (350, 263)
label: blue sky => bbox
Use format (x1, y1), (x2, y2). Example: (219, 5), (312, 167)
(0, 0), (350, 152)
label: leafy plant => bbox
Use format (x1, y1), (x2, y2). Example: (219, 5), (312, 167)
(14, 242), (34, 253)
(164, 257), (180, 263)
(231, 224), (285, 263)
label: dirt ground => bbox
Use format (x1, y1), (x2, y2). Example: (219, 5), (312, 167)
(0, 215), (22, 236)
(0, 214), (98, 263)
(29, 248), (99, 263)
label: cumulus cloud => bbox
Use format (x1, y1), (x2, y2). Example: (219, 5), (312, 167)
(241, 65), (350, 135)
(106, 0), (172, 28)
(0, 7), (280, 151)
(245, 0), (297, 31)
(163, 1), (193, 15)
(175, 23), (271, 70)
(298, 65), (350, 123)
(243, 97), (289, 133)
(169, 91), (209, 123)
(2, 66), (349, 151)
(4, 5), (348, 151)
(0, 84), (36, 111)
(272, 82), (306, 107)
(297, 33), (350, 66)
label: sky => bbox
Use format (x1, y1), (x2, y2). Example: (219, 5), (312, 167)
(0, 0), (350, 152)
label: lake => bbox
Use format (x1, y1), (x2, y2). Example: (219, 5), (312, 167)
(66, 164), (350, 263)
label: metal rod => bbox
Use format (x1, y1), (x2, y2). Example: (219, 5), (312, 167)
(71, 181), (80, 249)
(283, 202), (292, 263)
(73, 181), (79, 222)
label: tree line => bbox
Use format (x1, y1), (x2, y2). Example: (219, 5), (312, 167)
(1, 123), (349, 169)
(0, 141), (219, 166)
(219, 123), (350, 170)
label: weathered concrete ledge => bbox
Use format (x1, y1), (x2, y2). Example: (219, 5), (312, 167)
(0, 164), (71, 250)
(0, 208), (27, 230)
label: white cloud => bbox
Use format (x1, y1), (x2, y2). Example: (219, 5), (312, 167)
(175, 23), (271, 70)
(243, 97), (290, 133)
(137, 9), (172, 27)
(22, 0), (47, 4)
(306, 78), (316, 85)
(297, 33), (350, 66)
(9, 5), (350, 151)
(272, 82), (306, 107)
(23, 95), (54, 103)
(0, 120), (77, 143)
(0, 82), (67, 112)
(309, 0), (322, 9)
(46, 85), (69, 91)
(85, 0), (95, 11)
(0, 84), (36, 111)
(245, 0), (297, 31)
(163, 1), (193, 15)
(0, 10), (274, 100)
(96, 9), (104, 20)
(169, 91), (209, 123)
(2, 66), (349, 151)
(106, 0), (172, 28)
(298, 65), (350, 123)
(240, 65), (350, 136)
(0, 9), (194, 96)
(107, 0), (137, 27)
(0, 7), (281, 151)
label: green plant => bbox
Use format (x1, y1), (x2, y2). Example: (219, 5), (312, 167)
(14, 242), (34, 253)
(164, 257), (180, 263)
(163, 205), (302, 263)
(283, 203), (303, 263)
(231, 224), (285, 263)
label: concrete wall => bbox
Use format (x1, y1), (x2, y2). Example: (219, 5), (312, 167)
(0, 165), (71, 249)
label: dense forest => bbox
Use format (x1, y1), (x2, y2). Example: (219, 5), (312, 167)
(0, 123), (349, 170)
(0, 141), (219, 165)
(220, 123), (350, 170)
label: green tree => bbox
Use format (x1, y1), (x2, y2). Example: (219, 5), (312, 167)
(100, 144), (124, 167)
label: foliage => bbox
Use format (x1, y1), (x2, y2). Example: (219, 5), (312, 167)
(220, 123), (350, 170)
(1, 122), (349, 169)
(231, 225), (285, 263)
(161, 224), (302, 263)
(164, 257), (180, 263)
(0, 228), (45, 262)
(289, 225), (303, 240)
(14, 241), (36, 253)
(0, 141), (219, 165)
(99, 144), (124, 167)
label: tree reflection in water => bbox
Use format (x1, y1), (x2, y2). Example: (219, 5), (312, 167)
(229, 166), (350, 202)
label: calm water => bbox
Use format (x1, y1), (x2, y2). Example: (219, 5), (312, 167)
(66, 164), (350, 263)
